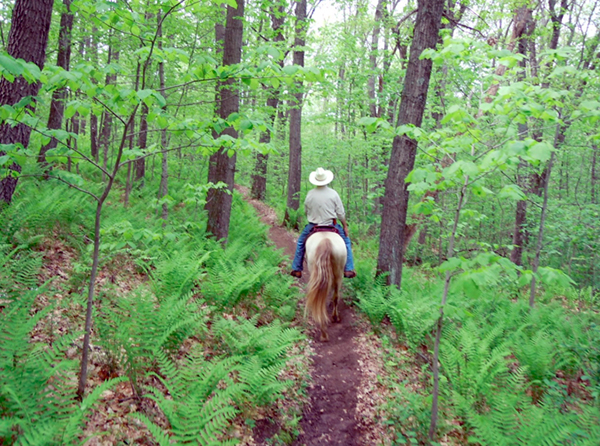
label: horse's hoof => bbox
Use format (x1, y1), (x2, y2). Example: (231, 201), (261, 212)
(333, 315), (341, 323)
(320, 334), (329, 342)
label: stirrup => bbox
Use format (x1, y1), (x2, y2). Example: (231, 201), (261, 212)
(290, 270), (302, 278)
(344, 270), (356, 278)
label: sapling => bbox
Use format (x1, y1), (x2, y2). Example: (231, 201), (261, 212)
(428, 174), (468, 441)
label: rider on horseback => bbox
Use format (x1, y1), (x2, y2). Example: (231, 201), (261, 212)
(290, 167), (356, 279)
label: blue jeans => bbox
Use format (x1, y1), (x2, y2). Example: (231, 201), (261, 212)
(291, 223), (355, 272)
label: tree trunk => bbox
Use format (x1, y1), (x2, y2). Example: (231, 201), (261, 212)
(284, 0), (307, 228)
(0, 0), (53, 204)
(591, 144), (598, 204)
(100, 44), (118, 181)
(367, 0), (385, 118)
(510, 10), (535, 265)
(250, 3), (285, 200)
(157, 12), (168, 222)
(376, 0), (445, 288)
(89, 27), (99, 162)
(135, 103), (148, 182)
(38, 0), (74, 166)
(205, 0), (244, 242)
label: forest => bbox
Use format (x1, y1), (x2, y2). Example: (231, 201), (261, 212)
(0, 0), (599, 444)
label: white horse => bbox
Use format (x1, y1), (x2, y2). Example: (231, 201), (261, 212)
(305, 231), (347, 341)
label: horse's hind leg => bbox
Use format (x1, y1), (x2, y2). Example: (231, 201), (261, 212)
(320, 322), (329, 342)
(331, 286), (341, 323)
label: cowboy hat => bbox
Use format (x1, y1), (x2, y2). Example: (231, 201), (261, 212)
(309, 167), (334, 186)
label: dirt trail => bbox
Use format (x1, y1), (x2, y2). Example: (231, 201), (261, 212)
(236, 186), (370, 446)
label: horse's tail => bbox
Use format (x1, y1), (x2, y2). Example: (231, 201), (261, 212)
(305, 238), (334, 328)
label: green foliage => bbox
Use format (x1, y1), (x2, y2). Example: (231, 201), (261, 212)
(136, 350), (243, 446)
(213, 317), (302, 405)
(96, 290), (209, 391)
(137, 317), (302, 444)
(0, 291), (123, 445)
(0, 185), (92, 248)
(0, 244), (42, 298)
(465, 388), (600, 446)
(201, 241), (279, 308)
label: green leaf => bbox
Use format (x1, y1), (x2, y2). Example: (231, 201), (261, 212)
(497, 184), (526, 201)
(0, 54), (24, 76)
(282, 65), (299, 76)
(536, 266), (574, 288)
(137, 89), (154, 100)
(65, 104), (77, 120)
(527, 141), (553, 162)
(49, 169), (85, 187)
(267, 47), (281, 59)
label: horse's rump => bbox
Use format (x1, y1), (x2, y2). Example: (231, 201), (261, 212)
(305, 232), (346, 340)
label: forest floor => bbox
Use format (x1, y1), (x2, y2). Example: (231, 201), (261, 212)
(235, 186), (392, 446)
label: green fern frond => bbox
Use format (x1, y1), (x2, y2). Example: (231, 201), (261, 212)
(141, 350), (244, 445)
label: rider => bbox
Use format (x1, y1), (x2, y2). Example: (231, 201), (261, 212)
(290, 167), (356, 279)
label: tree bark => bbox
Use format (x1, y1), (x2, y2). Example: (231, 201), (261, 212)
(284, 0), (307, 228)
(135, 103), (148, 182)
(89, 27), (99, 162)
(38, 0), (74, 166)
(367, 0), (386, 118)
(376, 0), (445, 288)
(157, 12), (168, 222)
(100, 43), (119, 181)
(0, 0), (53, 204)
(251, 2), (285, 200)
(510, 9), (535, 266)
(205, 0), (244, 242)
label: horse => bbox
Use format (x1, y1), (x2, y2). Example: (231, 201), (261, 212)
(304, 231), (347, 341)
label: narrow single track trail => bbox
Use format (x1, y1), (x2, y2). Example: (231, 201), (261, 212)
(236, 186), (382, 446)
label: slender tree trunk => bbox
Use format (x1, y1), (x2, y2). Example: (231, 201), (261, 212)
(78, 111), (137, 399)
(284, 0), (307, 228)
(135, 103), (148, 182)
(38, 0), (74, 166)
(158, 13), (168, 222)
(429, 175), (469, 441)
(530, 134), (558, 308)
(0, 0), (53, 204)
(205, 0), (245, 241)
(479, 6), (533, 109)
(90, 27), (99, 162)
(591, 144), (598, 204)
(367, 0), (385, 118)
(100, 43), (118, 181)
(376, 0), (445, 287)
(251, 3), (285, 200)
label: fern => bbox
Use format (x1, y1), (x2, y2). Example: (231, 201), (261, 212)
(355, 286), (390, 326)
(388, 289), (439, 349)
(466, 387), (600, 446)
(96, 290), (209, 392)
(152, 249), (211, 298)
(136, 349), (244, 445)
(0, 291), (121, 445)
(441, 319), (512, 412)
(0, 245), (43, 299)
(201, 252), (279, 308)
(213, 317), (302, 405)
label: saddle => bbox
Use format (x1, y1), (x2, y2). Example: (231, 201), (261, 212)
(307, 225), (340, 239)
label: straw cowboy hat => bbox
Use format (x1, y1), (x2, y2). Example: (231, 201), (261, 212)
(309, 167), (334, 186)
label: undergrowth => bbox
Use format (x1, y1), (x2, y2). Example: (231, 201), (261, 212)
(0, 173), (305, 445)
(348, 257), (600, 445)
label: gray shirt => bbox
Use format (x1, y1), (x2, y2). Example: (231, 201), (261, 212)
(304, 186), (346, 225)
